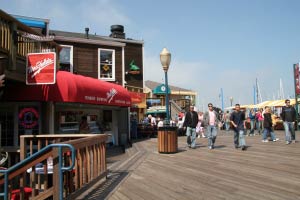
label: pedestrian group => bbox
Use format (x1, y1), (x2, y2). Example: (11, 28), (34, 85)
(182, 99), (297, 151)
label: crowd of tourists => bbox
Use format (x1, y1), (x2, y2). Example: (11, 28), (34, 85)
(181, 99), (297, 151)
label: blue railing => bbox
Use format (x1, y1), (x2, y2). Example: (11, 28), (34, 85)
(0, 143), (75, 200)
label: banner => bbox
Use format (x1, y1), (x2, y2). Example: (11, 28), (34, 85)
(294, 63), (300, 95)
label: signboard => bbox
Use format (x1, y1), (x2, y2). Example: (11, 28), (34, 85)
(294, 63), (300, 95)
(152, 84), (171, 95)
(26, 52), (56, 85)
(129, 91), (146, 103)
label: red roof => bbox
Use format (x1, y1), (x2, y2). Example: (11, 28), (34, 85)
(5, 71), (131, 107)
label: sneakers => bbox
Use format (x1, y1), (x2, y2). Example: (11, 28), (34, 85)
(273, 138), (279, 142)
(286, 141), (290, 145)
(262, 140), (268, 143)
(197, 135), (201, 139)
(241, 145), (247, 151)
(292, 140), (296, 144)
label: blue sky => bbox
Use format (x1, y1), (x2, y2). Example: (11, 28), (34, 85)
(2, 0), (300, 110)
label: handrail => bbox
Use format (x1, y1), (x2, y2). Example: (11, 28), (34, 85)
(0, 143), (75, 200)
(170, 99), (183, 112)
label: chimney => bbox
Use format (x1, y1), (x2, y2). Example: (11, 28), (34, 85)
(85, 27), (89, 39)
(109, 25), (125, 39)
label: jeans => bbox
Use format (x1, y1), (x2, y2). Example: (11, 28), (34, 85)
(249, 120), (255, 134)
(262, 127), (276, 140)
(233, 129), (239, 147)
(186, 127), (197, 148)
(283, 122), (295, 142)
(206, 125), (217, 147)
(256, 121), (263, 133)
(239, 130), (246, 147)
(225, 122), (230, 131)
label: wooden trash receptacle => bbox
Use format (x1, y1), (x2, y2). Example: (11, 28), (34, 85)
(158, 126), (178, 153)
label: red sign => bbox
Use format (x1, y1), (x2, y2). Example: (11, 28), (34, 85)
(26, 52), (56, 85)
(129, 91), (146, 103)
(294, 63), (300, 95)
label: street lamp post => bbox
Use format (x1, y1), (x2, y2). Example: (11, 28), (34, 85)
(160, 48), (171, 125)
(230, 96), (233, 107)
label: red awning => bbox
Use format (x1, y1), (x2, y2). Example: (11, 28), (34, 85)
(5, 71), (131, 107)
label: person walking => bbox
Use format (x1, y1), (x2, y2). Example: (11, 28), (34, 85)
(262, 106), (279, 142)
(203, 103), (219, 149)
(230, 104), (247, 150)
(281, 99), (297, 144)
(196, 111), (206, 138)
(248, 109), (256, 136)
(223, 110), (231, 131)
(256, 108), (264, 135)
(183, 105), (198, 149)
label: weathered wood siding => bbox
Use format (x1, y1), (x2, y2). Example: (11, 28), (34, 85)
(124, 43), (143, 88)
(57, 41), (124, 84)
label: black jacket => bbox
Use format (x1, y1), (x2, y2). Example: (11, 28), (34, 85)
(281, 106), (297, 122)
(263, 113), (272, 128)
(183, 111), (198, 128)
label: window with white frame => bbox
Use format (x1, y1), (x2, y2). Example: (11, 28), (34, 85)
(59, 45), (73, 73)
(98, 48), (115, 80)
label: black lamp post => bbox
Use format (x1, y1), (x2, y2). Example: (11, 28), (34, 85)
(230, 96), (233, 107)
(160, 48), (171, 125)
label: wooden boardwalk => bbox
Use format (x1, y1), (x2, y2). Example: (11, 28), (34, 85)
(81, 130), (300, 200)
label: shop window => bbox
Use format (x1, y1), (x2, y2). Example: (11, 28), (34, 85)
(0, 112), (14, 146)
(59, 45), (73, 73)
(58, 111), (81, 134)
(98, 48), (115, 81)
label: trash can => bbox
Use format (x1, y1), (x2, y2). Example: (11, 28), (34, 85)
(158, 126), (178, 153)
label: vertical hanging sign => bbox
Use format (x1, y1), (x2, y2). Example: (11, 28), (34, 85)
(26, 52), (56, 85)
(294, 63), (300, 95)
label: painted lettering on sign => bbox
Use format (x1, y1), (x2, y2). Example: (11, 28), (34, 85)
(28, 58), (54, 78)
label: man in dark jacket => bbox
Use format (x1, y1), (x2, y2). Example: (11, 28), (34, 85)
(281, 99), (297, 144)
(230, 104), (246, 150)
(183, 105), (198, 149)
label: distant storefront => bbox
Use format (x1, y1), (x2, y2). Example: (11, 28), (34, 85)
(1, 71), (132, 152)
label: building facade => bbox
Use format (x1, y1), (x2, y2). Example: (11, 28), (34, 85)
(0, 10), (145, 165)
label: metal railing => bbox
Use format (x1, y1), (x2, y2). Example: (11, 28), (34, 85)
(0, 143), (75, 200)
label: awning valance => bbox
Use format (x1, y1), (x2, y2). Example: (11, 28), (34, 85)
(5, 71), (131, 107)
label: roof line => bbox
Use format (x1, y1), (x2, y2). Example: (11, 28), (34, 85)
(54, 36), (126, 47)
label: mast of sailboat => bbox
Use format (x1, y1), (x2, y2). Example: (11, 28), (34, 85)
(256, 78), (262, 103)
(280, 78), (285, 99)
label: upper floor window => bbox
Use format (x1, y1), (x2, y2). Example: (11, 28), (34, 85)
(59, 45), (73, 73)
(98, 48), (115, 81)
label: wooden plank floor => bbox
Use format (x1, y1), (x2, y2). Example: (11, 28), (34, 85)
(108, 130), (300, 200)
